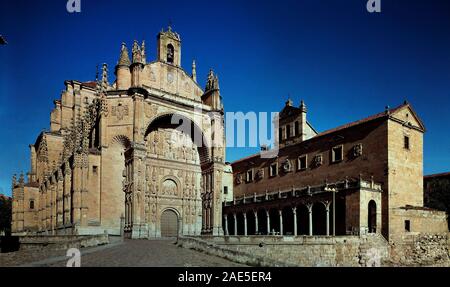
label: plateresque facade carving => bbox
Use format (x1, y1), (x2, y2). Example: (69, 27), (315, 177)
(11, 27), (226, 238)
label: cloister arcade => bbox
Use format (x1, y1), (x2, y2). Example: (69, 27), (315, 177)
(222, 177), (382, 236)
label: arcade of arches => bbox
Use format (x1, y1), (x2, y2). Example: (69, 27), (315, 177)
(223, 179), (382, 237)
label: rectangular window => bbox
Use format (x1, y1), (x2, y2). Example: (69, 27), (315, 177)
(279, 127), (283, 142)
(405, 220), (411, 232)
(286, 124), (291, 138)
(332, 145), (344, 163)
(298, 155), (308, 170)
(224, 186), (228, 195)
(29, 200), (35, 210)
(404, 136), (410, 150)
(93, 166), (98, 174)
(294, 121), (299, 137)
(246, 169), (253, 182)
(270, 163), (278, 177)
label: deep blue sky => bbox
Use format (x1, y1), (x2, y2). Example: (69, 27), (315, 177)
(1, 0), (450, 196)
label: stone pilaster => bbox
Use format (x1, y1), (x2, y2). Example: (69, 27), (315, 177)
(56, 169), (64, 229)
(50, 174), (57, 234)
(63, 161), (72, 226)
(131, 142), (146, 239)
(80, 154), (89, 227)
(72, 154), (83, 227)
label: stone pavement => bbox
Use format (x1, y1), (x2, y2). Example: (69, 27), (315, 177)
(1, 239), (246, 267)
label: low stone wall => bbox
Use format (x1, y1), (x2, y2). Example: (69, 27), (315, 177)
(388, 233), (450, 266)
(179, 234), (390, 267)
(178, 236), (290, 267)
(18, 234), (110, 251)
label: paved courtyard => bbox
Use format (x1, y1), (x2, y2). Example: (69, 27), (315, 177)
(0, 239), (246, 267)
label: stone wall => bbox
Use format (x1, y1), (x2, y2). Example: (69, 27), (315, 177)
(179, 234), (390, 267)
(388, 233), (450, 266)
(389, 207), (448, 243)
(18, 233), (109, 251)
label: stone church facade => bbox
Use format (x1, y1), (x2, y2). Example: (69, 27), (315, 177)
(10, 27), (448, 245)
(11, 27), (226, 238)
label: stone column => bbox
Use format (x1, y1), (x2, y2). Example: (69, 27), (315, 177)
(80, 154), (89, 227)
(72, 154), (82, 227)
(307, 203), (313, 236)
(243, 213), (247, 236)
(45, 183), (50, 232)
(233, 213), (237, 235)
(51, 175), (57, 234)
(293, 207), (297, 236)
(279, 210), (283, 235)
(202, 201), (207, 233)
(266, 209), (270, 235)
(63, 161), (72, 226)
(56, 169), (64, 230)
(224, 214), (229, 236)
(325, 201), (331, 236)
(125, 197), (129, 230)
(131, 142), (147, 238)
(211, 163), (224, 236)
(254, 210), (259, 235)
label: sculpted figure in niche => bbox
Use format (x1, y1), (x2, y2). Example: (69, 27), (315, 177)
(353, 143), (363, 158)
(282, 159), (292, 173)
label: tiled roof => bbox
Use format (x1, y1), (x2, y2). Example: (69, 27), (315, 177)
(0, 194), (11, 200)
(314, 103), (407, 138)
(231, 103), (409, 166)
(82, 81), (97, 89)
(424, 172), (450, 179)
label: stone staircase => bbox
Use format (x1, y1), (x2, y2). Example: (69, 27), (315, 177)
(358, 233), (390, 267)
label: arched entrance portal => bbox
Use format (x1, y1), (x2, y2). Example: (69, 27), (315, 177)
(140, 112), (224, 237)
(161, 209), (179, 237)
(368, 200), (377, 233)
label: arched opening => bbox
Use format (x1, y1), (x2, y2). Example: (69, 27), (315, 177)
(167, 44), (174, 63)
(297, 204), (309, 235)
(145, 113), (214, 236)
(312, 202), (327, 235)
(257, 209), (267, 235)
(269, 208), (280, 235)
(368, 200), (377, 233)
(228, 214), (235, 235)
(246, 210), (256, 235)
(236, 213), (245, 235)
(161, 209), (179, 237)
(282, 206), (294, 235)
(145, 113), (209, 162)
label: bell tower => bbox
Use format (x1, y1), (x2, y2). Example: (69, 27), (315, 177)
(157, 25), (181, 67)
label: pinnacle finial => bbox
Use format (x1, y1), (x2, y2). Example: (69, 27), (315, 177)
(101, 63), (108, 93)
(300, 99), (307, 112)
(206, 69), (215, 91)
(141, 40), (146, 64)
(118, 42), (131, 66)
(286, 97), (293, 107)
(12, 174), (17, 187)
(19, 172), (24, 185)
(192, 60), (197, 82)
(132, 40), (142, 63)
